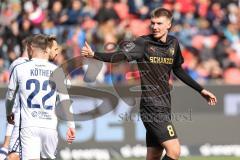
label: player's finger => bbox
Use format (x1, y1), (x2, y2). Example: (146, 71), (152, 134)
(81, 51), (90, 56)
(210, 94), (217, 103)
(67, 138), (74, 143)
(213, 96), (217, 103)
(211, 97), (216, 104)
(81, 46), (87, 50)
(81, 49), (89, 54)
(68, 135), (75, 139)
(81, 49), (91, 54)
(213, 97), (217, 103)
(69, 137), (75, 141)
(210, 100), (214, 106)
(85, 41), (91, 49)
(209, 98), (212, 106)
(67, 137), (75, 141)
(208, 98), (213, 105)
(213, 98), (217, 105)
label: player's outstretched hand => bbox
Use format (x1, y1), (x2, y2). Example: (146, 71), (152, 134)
(66, 128), (75, 144)
(201, 89), (217, 106)
(81, 42), (94, 57)
(7, 112), (15, 125)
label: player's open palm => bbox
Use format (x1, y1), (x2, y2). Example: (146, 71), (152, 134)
(201, 89), (217, 106)
(66, 128), (75, 144)
(81, 42), (94, 57)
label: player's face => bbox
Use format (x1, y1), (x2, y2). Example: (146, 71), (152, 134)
(150, 16), (171, 40)
(49, 40), (59, 62)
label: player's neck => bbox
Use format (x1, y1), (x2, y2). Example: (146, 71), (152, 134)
(31, 49), (48, 60)
(31, 54), (48, 60)
(158, 34), (168, 43)
(21, 50), (28, 58)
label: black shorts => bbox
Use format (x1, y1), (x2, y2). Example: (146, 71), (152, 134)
(140, 106), (178, 147)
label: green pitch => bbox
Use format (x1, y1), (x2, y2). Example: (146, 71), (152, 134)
(119, 157), (239, 160)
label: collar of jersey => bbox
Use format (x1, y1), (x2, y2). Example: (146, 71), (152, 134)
(31, 58), (49, 62)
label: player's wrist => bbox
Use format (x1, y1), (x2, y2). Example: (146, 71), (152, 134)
(200, 88), (206, 94)
(67, 121), (75, 128)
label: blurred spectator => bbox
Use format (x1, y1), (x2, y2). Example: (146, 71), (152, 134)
(0, 0), (21, 26)
(24, 1), (45, 26)
(64, 0), (87, 25)
(223, 66), (240, 84)
(128, 0), (149, 19)
(48, 0), (67, 25)
(0, 56), (9, 83)
(66, 26), (86, 57)
(0, 0), (240, 85)
(95, 0), (119, 23)
(19, 17), (33, 41)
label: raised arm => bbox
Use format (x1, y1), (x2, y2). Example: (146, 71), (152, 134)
(81, 38), (145, 63)
(94, 51), (128, 63)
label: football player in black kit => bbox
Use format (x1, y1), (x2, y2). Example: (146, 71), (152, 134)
(81, 7), (217, 160)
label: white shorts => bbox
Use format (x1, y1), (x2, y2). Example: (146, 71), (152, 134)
(9, 126), (20, 153)
(20, 127), (58, 159)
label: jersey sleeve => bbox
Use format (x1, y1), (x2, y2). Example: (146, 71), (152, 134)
(172, 40), (184, 68)
(173, 67), (204, 93)
(119, 37), (145, 62)
(8, 67), (18, 91)
(94, 37), (145, 62)
(6, 68), (19, 116)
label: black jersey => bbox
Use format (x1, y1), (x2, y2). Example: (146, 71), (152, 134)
(94, 34), (203, 145)
(94, 34), (203, 115)
(132, 35), (183, 112)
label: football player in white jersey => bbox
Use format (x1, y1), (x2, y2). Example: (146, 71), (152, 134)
(5, 34), (75, 160)
(0, 37), (31, 160)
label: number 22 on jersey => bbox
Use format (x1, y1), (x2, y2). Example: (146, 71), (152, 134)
(26, 79), (56, 110)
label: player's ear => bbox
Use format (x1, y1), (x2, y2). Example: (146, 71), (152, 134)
(27, 44), (33, 56)
(167, 21), (172, 30)
(45, 47), (51, 55)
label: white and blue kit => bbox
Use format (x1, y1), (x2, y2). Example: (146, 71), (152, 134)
(7, 58), (74, 159)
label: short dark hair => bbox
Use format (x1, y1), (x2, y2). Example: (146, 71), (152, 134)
(46, 35), (57, 48)
(151, 7), (173, 20)
(22, 36), (33, 47)
(31, 34), (48, 50)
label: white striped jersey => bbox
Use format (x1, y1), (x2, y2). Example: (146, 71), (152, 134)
(8, 57), (29, 126)
(8, 58), (68, 129)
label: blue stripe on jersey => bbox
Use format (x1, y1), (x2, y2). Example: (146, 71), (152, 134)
(0, 149), (8, 155)
(9, 59), (30, 81)
(19, 96), (22, 160)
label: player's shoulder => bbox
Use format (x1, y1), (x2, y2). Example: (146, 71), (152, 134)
(132, 35), (151, 45)
(9, 57), (29, 71)
(138, 34), (152, 41)
(47, 61), (58, 69)
(11, 58), (31, 72)
(12, 57), (29, 65)
(138, 34), (178, 42)
(167, 35), (179, 43)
